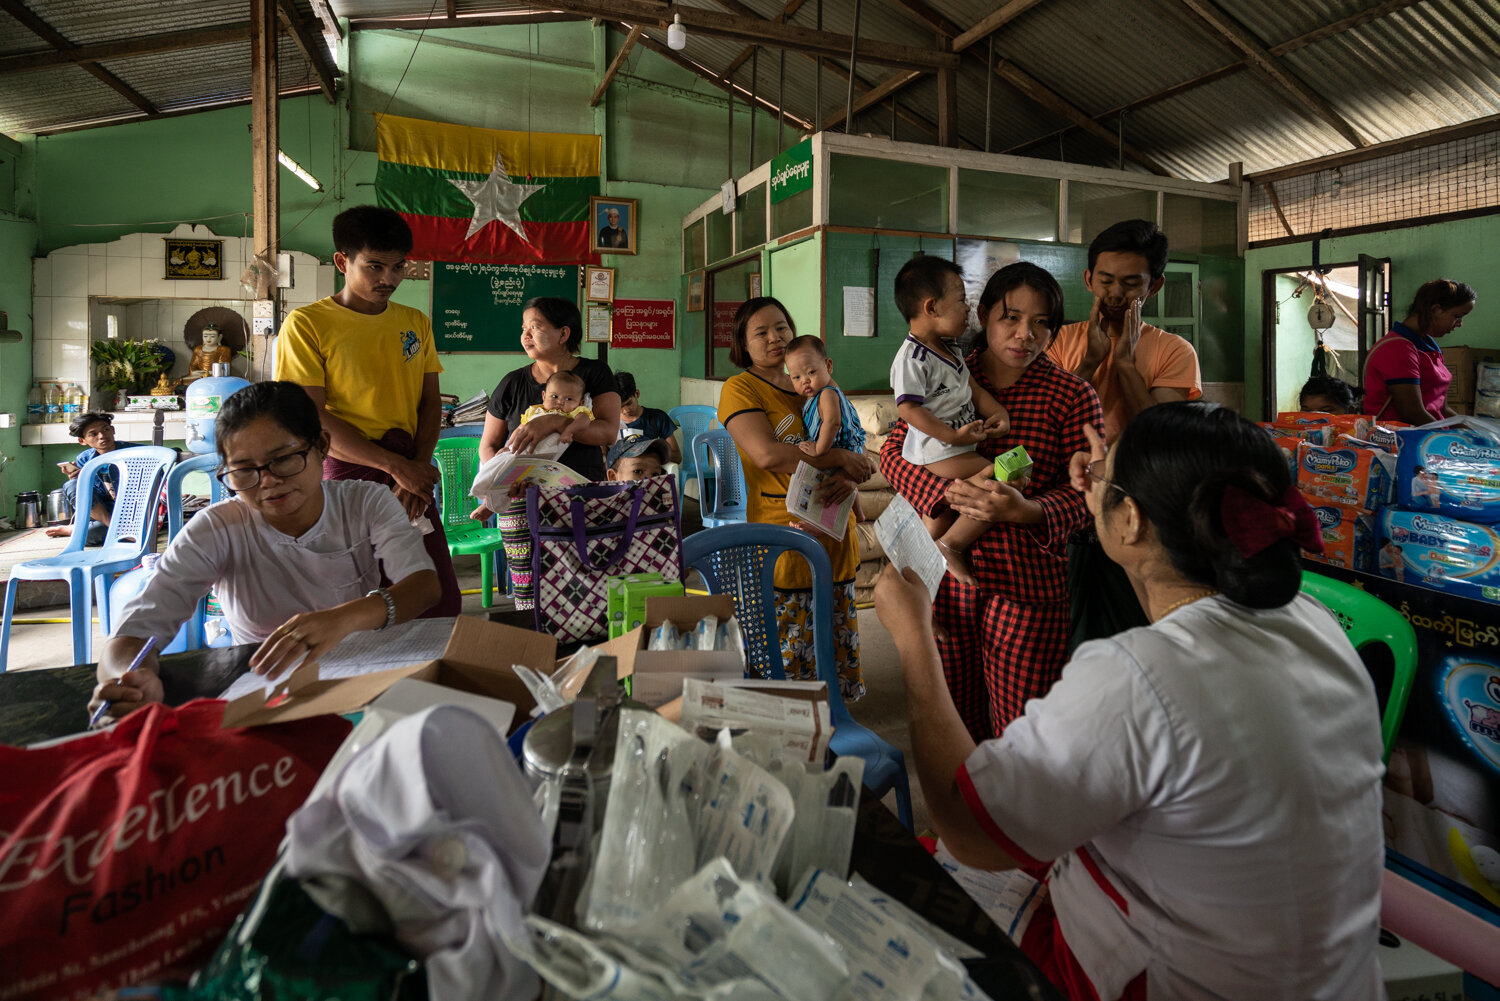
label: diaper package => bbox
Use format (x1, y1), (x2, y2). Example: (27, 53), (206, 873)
(1296, 441), (1397, 510)
(1300, 493), (1376, 573)
(1277, 412), (1373, 442)
(1380, 509), (1500, 602)
(1396, 421), (1500, 523)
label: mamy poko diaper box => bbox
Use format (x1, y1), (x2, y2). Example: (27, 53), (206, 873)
(1380, 509), (1500, 601)
(1396, 421), (1500, 523)
(1296, 441), (1396, 510)
(1301, 495), (1376, 572)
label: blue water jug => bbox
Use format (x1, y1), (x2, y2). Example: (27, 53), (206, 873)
(184, 362), (250, 454)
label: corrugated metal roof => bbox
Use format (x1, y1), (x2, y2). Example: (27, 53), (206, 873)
(0, 0), (1495, 182)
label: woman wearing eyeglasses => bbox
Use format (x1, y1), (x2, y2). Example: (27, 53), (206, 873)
(875, 401), (1384, 1000)
(90, 382), (441, 720)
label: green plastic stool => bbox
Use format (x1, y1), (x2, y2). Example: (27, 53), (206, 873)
(1300, 570), (1418, 763)
(433, 437), (507, 608)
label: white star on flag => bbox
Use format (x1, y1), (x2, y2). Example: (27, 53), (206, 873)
(449, 153), (546, 242)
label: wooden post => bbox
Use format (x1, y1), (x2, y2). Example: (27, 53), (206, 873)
(250, 0), (280, 378)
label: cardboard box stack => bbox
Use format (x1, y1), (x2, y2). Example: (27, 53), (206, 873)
(1436, 346), (1500, 417)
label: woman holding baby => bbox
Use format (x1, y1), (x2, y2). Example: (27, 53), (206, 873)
(479, 296), (621, 610)
(882, 262), (1103, 739)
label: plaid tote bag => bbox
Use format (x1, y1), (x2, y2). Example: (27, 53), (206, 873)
(527, 474), (683, 644)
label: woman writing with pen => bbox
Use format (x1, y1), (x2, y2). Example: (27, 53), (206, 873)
(89, 382), (441, 723)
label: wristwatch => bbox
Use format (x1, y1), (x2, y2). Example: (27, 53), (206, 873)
(367, 587), (397, 630)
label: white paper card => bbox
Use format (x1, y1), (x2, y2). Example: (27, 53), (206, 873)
(786, 460), (854, 540)
(842, 285), (875, 337)
(874, 494), (947, 598)
(217, 617), (459, 701)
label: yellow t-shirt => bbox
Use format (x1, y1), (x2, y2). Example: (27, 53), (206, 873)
(274, 297), (442, 441)
(521, 404), (594, 424)
(718, 371), (860, 588)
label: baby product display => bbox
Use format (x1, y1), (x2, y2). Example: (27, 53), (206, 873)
(1395, 419), (1500, 523)
(1379, 509), (1500, 602)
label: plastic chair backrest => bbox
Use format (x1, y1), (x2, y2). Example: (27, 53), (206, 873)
(692, 429), (748, 521)
(65, 446), (177, 553)
(439, 424), (486, 439)
(165, 452), (229, 540)
(432, 437), (484, 533)
(1300, 570), (1418, 762)
(681, 523), (854, 726)
(669, 406), (720, 457)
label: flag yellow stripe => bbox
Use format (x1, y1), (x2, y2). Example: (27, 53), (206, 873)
(376, 113), (600, 178)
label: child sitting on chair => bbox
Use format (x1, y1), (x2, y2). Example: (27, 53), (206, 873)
(511, 370), (594, 452)
(786, 334), (866, 522)
(889, 255), (1011, 584)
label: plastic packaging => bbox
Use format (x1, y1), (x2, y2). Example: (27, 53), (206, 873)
(649, 620), (682, 651)
(769, 756), (864, 897)
(692, 614), (719, 651)
(511, 916), (678, 1001)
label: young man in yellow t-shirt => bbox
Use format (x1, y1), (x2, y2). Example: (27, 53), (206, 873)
(273, 205), (460, 615)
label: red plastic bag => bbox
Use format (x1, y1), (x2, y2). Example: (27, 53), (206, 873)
(0, 700), (349, 1001)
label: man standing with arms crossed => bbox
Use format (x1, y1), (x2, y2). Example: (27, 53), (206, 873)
(274, 205), (461, 616)
(1047, 218), (1202, 647)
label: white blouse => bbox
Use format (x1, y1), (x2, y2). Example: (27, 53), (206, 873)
(116, 479), (435, 646)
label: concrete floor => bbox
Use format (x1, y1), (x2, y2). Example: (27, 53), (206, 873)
(1, 552), (930, 832)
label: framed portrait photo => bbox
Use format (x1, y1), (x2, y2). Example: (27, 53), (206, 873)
(686, 270), (705, 312)
(591, 195), (638, 256)
(586, 265), (616, 302)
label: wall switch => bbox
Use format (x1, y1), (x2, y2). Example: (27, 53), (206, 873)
(0, 413), (15, 428)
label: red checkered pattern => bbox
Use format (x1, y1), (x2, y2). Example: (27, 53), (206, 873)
(885, 353), (1102, 736)
(881, 354), (1102, 604)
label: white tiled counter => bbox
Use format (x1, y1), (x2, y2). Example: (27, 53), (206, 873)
(20, 412), (187, 446)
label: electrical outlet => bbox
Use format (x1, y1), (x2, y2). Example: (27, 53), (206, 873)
(0, 413), (15, 428)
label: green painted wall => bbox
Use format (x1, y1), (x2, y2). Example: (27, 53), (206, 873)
(1244, 213), (1500, 419)
(0, 213), (39, 506)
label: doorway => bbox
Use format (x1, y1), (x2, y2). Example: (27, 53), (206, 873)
(1261, 256), (1390, 416)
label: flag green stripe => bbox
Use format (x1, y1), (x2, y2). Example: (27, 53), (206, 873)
(376, 161), (600, 222)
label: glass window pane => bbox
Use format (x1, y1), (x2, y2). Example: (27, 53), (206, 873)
(736, 183), (767, 252)
(772, 185), (813, 238)
(829, 154), (948, 232)
(957, 170), (1058, 241)
(684, 218), (705, 272)
(706, 209), (733, 264)
(1064, 183), (1156, 244)
(1163, 194), (1238, 256)
(708, 256), (761, 380)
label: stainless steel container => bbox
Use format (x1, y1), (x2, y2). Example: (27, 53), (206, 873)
(14, 491), (40, 529)
(45, 488), (68, 525)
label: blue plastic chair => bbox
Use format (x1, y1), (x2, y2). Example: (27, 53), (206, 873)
(669, 405), (721, 499)
(1, 445), (177, 670)
(439, 424), (486, 439)
(692, 429), (748, 528)
(682, 523), (914, 829)
(160, 453), (232, 650)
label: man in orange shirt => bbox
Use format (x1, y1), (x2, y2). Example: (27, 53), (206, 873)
(1049, 219), (1202, 651)
(1047, 219), (1201, 442)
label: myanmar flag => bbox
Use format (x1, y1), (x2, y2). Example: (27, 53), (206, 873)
(375, 113), (600, 265)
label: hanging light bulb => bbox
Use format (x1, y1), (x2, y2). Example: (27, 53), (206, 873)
(667, 14), (687, 50)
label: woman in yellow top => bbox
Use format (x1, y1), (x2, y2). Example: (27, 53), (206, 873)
(717, 297), (877, 700)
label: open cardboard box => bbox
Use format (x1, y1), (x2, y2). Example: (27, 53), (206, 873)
(222, 595), (747, 729)
(221, 615), (575, 730)
(592, 594), (744, 707)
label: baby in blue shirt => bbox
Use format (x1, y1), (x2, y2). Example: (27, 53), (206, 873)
(786, 335), (867, 520)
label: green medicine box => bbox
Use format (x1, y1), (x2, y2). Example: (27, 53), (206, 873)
(994, 445), (1033, 484)
(607, 573), (684, 639)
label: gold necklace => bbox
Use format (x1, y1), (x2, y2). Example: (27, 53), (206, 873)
(1158, 589), (1219, 618)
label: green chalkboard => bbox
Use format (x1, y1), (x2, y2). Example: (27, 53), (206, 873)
(430, 262), (581, 352)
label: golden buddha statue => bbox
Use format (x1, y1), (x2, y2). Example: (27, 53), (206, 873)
(190, 325), (233, 377)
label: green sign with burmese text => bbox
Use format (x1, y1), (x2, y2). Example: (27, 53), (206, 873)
(770, 139), (813, 205)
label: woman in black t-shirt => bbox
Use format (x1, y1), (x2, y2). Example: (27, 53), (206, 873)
(479, 297), (621, 609)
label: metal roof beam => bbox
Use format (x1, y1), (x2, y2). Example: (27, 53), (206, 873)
(620, 25), (815, 131)
(0, 23), (252, 74)
(0, 0), (158, 114)
(1176, 0), (1366, 148)
(1246, 112), (1500, 183)
(720, 0), (808, 79)
(591, 23), (643, 106)
(951, 0), (1049, 52)
(277, 0), (338, 102)
(349, 12), (585, 30)
(993, 58), (1173, 175)
(546, 1), (959, 69)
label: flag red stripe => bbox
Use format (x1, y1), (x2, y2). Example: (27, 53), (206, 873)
(402, 214), (599, 266)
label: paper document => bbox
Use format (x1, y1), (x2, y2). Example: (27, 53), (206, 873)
(469, 450), (587, 511)
(842, 286), (875, 338)
(786, 461), (855, 540)
(218, 617), (458, 701)
(874, 494), (947, 597)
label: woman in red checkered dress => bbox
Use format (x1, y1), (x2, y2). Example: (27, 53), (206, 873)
(881, 262), (1102, 739)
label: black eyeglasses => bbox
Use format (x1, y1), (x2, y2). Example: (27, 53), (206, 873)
(217, 446), (314, 491)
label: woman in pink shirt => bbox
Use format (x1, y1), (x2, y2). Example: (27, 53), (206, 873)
(1364, 278), (1476, 425)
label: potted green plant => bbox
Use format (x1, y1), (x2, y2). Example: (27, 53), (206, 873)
(91, 338), (169, 408)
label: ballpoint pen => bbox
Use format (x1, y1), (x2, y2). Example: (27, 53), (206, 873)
(87, 636), (158, 729)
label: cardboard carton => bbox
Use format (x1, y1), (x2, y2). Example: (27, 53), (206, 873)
(1439, 345), (1500, 405)
(593, 594), (744, 707)
(680, 678), (833, 762)
(221, 616), (575, 730)
(992, 445), (1033, 484)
